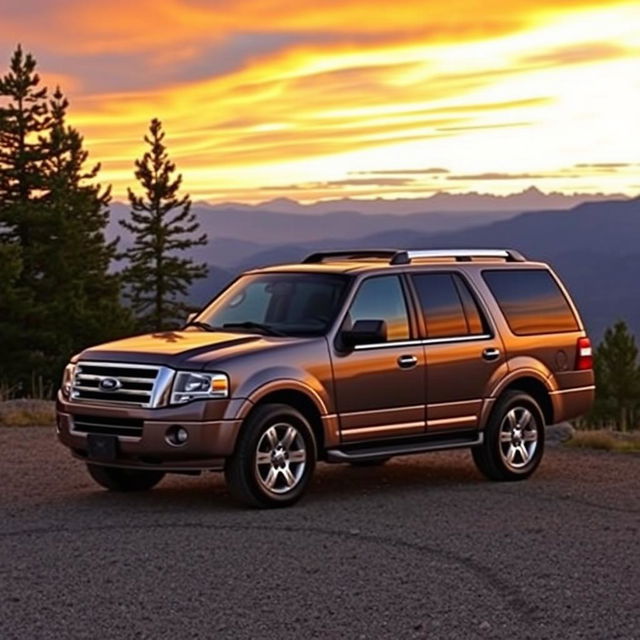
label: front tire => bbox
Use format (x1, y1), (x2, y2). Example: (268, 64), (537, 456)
(87, 464), (165, 492)
(472, 391), (545, 481)
(225, 403), (317, 508)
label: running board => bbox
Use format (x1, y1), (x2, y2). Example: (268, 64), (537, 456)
(326, 432), (483, 463)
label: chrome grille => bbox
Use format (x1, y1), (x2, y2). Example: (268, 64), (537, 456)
(73, 415), (144, 438)
(71, 362), (173, 407)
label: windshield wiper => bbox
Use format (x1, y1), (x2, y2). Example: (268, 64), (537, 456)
(222, 321), (285, 337)
(185, 320), (216, 332)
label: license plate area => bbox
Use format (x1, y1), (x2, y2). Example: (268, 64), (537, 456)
(87, 434), (118, 461)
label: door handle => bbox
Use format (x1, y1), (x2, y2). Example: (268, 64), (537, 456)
(397, 354), (418, 369)
(482, 348), (501, 362)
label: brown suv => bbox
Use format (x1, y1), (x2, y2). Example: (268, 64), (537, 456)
(56, 248), (595, 507)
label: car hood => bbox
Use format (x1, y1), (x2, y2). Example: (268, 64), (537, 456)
(74, 329), (298, 369)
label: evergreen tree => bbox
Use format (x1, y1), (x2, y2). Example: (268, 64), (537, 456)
(0, 45), (50, 384)
(0, 244), (26, 386)
(0, 46), (130, 389)
(0, 45), (50, 252)
(590, 320), (640, 431)
(120, 118), (207, 331)
(36, 88), (131, 377)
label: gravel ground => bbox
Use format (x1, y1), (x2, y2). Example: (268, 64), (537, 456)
(0, 427), (638, 640)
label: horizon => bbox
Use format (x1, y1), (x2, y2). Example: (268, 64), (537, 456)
(1, 1), (639, 202)
(108, 185), (634, 208)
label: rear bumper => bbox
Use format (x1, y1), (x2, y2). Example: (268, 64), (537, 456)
(550, 385), (596, 423)
(56, 394), (243, 471)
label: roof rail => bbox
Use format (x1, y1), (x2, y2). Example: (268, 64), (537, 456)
(390, 249), (526, 264)
(302, 248), (527, 265)
(302, 249), (400, 264)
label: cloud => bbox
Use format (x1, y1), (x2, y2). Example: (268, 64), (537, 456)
(446, 172), (550, 181)
(520, 42), (631, 66)
(350, 167), (450, 175)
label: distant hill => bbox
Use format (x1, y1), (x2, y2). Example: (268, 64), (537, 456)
(196, 198), (640, 340)
(109, 188), (628, 249)
(202, 187), (627, 215)
(109, 195), (640, 340)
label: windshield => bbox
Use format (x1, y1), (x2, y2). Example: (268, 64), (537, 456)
(192, 272), (351, 337)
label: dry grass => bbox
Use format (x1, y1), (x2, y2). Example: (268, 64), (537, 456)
(566, 430), (640, 453)
(0, 400), (56, 427)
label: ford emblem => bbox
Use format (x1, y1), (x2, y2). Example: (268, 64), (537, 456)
(99, 377), (122, 392)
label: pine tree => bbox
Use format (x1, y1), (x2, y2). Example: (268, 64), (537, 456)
(0, 47), (130, 389)
(0, 45), (50, 385)
(591, 321), (640, 431)
(0, 243), (26, 386)
(120, 118), (207, 331)
(36, 88), (131, 377)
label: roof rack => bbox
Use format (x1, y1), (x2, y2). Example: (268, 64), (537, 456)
(302, 250), (400, 264)
(391, 249), (527, 264)
(302, 248), (526, 265)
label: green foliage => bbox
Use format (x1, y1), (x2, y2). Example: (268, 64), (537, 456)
(587, 320), (640, 431)
(120, 118), (207, 331)
(0, 46), (131, 393)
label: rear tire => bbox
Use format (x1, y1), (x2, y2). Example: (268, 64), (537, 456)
(225, 403), (317, 508)
(87, 464), (165, 492)
(472, 391), (545, 481)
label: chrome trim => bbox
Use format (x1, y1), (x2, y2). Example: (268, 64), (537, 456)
(344, 421), (424, 436)
(427, 399), (481, 409)
(405, 249), (517, 261)
(341, 404), (423, 418)
(423, 334), (491, 345)
(354, 339), (422, 350)
(354, 334), (491, 350)
(70, 361), (175, 408)
(549, 385), (596, 395)
(427, 415), (477, 427)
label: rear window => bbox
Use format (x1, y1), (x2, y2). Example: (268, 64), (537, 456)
(482, 269), (578, 335)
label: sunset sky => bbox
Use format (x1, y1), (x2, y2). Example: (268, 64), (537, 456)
(1, 0), (639, 202)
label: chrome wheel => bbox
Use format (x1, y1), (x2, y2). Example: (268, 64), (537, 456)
(499, 406), (539, 470)
(255, 422), (307, 495)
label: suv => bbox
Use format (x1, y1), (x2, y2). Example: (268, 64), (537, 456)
(57, 248), (595, 507)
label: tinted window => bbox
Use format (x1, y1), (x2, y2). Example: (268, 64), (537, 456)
(345, 276), (410, 341)
(483, 269), (578, 335)
(197, 273), (349, 336)
(412, 273), (487, 338)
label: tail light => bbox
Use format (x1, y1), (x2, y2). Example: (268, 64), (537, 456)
(576, 337), (593, 370)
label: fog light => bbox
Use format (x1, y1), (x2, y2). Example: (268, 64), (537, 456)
(166, 425), (189, 446)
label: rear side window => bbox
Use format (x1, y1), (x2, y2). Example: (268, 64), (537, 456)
(411, 273), (488, 338)
(483, 269), (578, 335)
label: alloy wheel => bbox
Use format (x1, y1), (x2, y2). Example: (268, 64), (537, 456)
(254, 422), (307, 495)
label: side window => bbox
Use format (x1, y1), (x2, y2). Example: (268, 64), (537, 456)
(345, 276), (410, 341)
(411, 272), (487, 339)
(482, 269), (579, 335)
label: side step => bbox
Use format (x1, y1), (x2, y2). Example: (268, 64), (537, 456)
(326, 432), (483, 463)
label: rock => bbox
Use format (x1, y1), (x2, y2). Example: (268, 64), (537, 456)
(546, 422), (575, 444)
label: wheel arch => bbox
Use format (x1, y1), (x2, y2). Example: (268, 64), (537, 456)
(495, 376), (554, 426)
(236, 384), (328, 456)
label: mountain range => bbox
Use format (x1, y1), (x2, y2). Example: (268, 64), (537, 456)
(109, 190), (640, 341)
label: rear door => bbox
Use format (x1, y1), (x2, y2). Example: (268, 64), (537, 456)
(331, 274), (426, 442)
(408, 271), (503, 432)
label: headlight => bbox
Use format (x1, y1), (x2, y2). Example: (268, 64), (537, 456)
(170, 371), (229, 404)
(61, 363), (76, 397)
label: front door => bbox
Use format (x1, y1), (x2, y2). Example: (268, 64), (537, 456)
(409, 271), (503, 431)
(331, 275), (426, 442)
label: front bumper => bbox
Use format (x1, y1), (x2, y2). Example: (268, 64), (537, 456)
(56, 393), (244, 471)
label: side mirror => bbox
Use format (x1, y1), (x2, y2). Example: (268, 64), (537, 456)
(341, 320), (387, 348)
(186, 312), (197, 324)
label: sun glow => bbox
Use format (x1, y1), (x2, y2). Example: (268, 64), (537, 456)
(3, 0), (638, 201)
